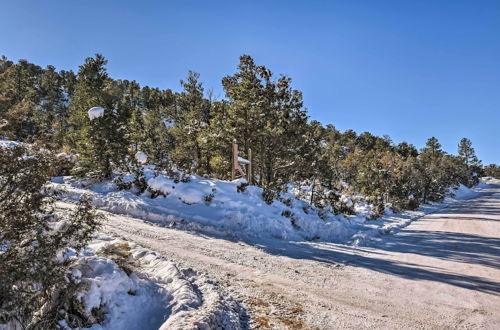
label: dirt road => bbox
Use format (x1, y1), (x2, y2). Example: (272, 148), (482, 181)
(71, 181), (500, 329)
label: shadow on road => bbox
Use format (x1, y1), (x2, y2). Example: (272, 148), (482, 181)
(254, 232), (500, 295)
(193, 181), (500, 296)
(251, 184), (500, 295)
(382, 230), (500, 269)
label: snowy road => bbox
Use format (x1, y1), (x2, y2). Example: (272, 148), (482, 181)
(61, 181), (500, 329)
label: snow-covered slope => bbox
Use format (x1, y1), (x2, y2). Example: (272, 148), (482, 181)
(50, 167), (482, 245)
(52, 170), (353, 242)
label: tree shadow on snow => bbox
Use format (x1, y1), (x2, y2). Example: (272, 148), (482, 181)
(250, 228), (500, 296)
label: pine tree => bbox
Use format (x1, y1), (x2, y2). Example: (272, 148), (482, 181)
(419, 137), (446, 202)
(0, 144), (101, 328)
(200, 99), (233, 179)
(141, 87), (175, 169)
(484, 164), (500, 179)
(0, 59), (41, 140)
(457, 137), (482, 186)
(458, 138), (480, 168)
(66, 54), (127, 180)
(170, 71), (211, 173)
(222, 55), (308, 191)
(34, 65), (68, 146)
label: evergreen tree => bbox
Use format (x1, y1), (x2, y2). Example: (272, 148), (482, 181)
(142, 87), (175, 169)
(222, 55), (308, 191)
(0, 145), (101, 328)
(0, 59), (41, 140)
(419, 137), (446, 202)
(66, 54), (127, 179)
(170, 71), (211, 173)
(457, 137), (482, 186)
(34, 65), (67, 146)
(484, 164), (500, 179)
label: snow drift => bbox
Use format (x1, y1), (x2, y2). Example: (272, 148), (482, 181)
(55, 229), (243, 330)
(51, 167), (482, 245)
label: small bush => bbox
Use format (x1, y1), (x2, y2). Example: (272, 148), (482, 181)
(132, 169), (148, 194)
(279, 196), (293, 207)
(204, 193), (215, 204)
(148, 187), (166, 199)
(115, 176), (133, 190)
(236, 181), (249, 193)
(0, 145), (102, 328)
(262, 189), (277, 205)
(367, 196), (385, 220)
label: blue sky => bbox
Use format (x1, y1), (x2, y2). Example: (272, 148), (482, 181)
(1, 0), (499, 164)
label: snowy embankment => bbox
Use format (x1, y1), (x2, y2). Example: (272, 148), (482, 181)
(50, 167), (482, 245)
(350, 183), (481, 245)
(56, 226), (243, 330)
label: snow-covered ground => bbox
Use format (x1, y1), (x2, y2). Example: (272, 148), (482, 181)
(4, 136), (492, 329)
(59, 178), (500, 329)
(50, 167), (482, 246)
(53, 217), (245, 330)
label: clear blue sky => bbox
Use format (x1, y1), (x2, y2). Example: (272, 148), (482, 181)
(1, 0), (499, 164)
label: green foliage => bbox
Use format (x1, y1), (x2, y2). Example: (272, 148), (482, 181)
(0, 145), (102, 329)
(222, 55), (308, 191)
(170, 71), (211, 174)
(457, 137), (482, 187)
(484, 164), (500, 179)
(0, 54), (486, 216)
(67, 54), (128, 180)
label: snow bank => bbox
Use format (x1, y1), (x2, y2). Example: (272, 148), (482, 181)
(446, 184), (477, 200)
(88, 107), (105, 120)
(73, 257), (168, 330)
(481, 177), (500, 186)
(53, 170), (353, 242)
(56, 231), (243, 330)
(349, 182), (483, 245)
(51, 171), (489, 245)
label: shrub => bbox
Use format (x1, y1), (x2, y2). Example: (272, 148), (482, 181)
(262, 188), (277, 205)
(0, 145), (102, 329)
(203, 193), (215, 204)
(236, 180), (249, 193)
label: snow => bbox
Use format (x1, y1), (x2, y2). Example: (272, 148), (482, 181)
(135, 151), (148, 164)
(51, 168), (487, 246)
(88, 107), (105, 120)
(0, 139), (20, 148)
(53, 170), (352, 242)
(163, 120), (173, 128)
(447, 183), (478, 200)
(237, 156), (250, 164)
(52, 228), (243, 330)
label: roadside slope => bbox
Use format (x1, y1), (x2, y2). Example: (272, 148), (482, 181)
(57, 179), (500, 329)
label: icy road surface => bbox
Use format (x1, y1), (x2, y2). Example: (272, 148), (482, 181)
(59, 181), (500, 329)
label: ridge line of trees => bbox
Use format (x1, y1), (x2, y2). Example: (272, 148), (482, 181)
(1, 54), (494, 214)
